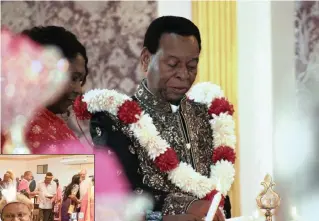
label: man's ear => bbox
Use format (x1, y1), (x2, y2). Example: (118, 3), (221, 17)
(140, 47), (151, 73)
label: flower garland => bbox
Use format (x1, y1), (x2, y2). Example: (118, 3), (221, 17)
(74, 82), (236, 206)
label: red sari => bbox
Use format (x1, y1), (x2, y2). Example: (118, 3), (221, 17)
(25, 109), (80, 154)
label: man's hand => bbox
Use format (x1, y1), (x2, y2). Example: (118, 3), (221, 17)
(187, 200), (210, 218)
(187, 200), (225, 221)
(212, 209), (225, 221)
(163, 214), (202, 221)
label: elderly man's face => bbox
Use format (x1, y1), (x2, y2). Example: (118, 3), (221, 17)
(79, 170), (86, 181)
(1, 203), (32, 221)
(141, 33), (200, 104)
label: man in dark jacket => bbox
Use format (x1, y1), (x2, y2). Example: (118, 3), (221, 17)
(90, 16), (234, 221)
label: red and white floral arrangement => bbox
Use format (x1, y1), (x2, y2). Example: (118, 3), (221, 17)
(73, 82), (236, 207)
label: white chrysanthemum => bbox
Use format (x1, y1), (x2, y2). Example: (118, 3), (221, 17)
(210, 161), (235, 195)
(168, 162), (215, 198)
(130, 114), (169, 159)
(83, 89), (131, 115)
(187, 82), (224, 105)
(210, 113), (236, 149)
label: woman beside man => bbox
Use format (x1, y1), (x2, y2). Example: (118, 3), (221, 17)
(22, 26), (89, 153)
(1, 22), (217, 220)
(1, 25), (89, 154)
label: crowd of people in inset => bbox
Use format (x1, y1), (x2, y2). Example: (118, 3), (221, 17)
(0, 169), (94, 221)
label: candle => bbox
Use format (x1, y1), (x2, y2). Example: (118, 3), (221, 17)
(205, 192), (222, 221)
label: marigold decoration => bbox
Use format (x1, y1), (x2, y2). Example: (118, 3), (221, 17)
(73, 82), (236, 204)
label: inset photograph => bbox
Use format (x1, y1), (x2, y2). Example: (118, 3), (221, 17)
(0, 155), (94, 221)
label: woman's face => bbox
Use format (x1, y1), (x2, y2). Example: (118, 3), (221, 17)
(49, 53), (87, 114)
(1, 203), (32, 221)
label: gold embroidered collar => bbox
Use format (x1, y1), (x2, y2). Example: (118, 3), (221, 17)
(134, 79), (186, 113)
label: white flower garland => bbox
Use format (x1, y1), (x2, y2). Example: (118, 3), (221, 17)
(83, 82), (236, 198)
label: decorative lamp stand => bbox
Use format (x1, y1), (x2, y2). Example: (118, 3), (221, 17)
(256, 174), (281, 221)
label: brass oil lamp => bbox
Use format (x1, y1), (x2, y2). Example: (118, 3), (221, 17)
(256, 174), (281, 221)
